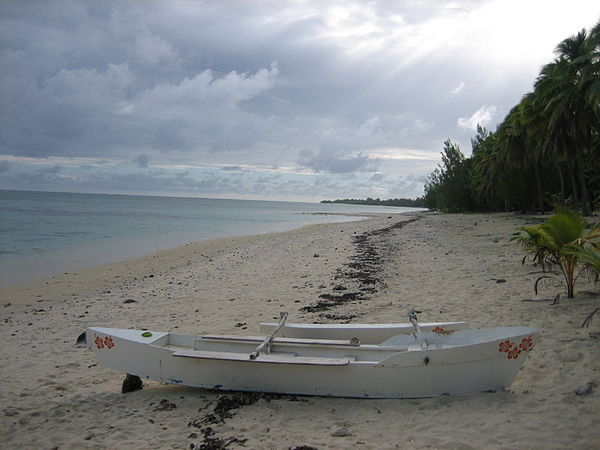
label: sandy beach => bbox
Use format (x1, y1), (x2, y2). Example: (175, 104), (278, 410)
(1, 211), (599, 449)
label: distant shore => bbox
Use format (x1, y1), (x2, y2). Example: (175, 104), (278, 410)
(1, 211), (598, 449)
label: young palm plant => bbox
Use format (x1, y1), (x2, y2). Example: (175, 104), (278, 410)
(511, 209), (600, 298)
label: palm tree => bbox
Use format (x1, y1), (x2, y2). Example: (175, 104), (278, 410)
(564, 246), (600, 273)
(429, 21), (600, 214)
(576, 21), (600, 122)
(511, 208), (600, 298)
(534, 28), (598, 215)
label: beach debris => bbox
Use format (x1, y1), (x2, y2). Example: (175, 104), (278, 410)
(190, 393), (269, 427)
(121, 374), (143, 393)
(487, 278), (506, 283)
(75, 331), (87, 347)
(3, 407), (19, 416)
(190, 426), (247, 450)
(330, 427), (352, 437)
(575, 381), (596, 396)
(291, 446), (319, 450)
(124, 298), (137, 304)
(189, 392), (305, 447)
(321, 292), (363, 301)
(234, 322), (247, 328)
(313, 253), (320, 257)
(300, 292), (365, 313)
(189, 395), (270, 448)
(533, 275), (554, 295)
(154, 399), (177, 411)
(322, 313), (357, 321)
(581, 307), (600, 328)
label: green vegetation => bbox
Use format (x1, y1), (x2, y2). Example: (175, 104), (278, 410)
(424, 21), (600, 214)
(321, 197), (425, 207)
(511, 208), (600, 298)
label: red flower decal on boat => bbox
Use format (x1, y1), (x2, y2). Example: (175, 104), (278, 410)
(507, 347), (522, 360)
(499, 336), (534, 359)
(432, 326), (445, 333)
(104, 336), (114, 349)
(95, 335), (105, 349)
(498, 340), (513, 353)
(521, 336), (533, 351)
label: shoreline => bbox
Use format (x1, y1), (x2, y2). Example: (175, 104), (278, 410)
(0, 213), (391, 304)
(2, 189), (422, 288)
(1, 211), (598, 449)
(0, 211), (388, 289)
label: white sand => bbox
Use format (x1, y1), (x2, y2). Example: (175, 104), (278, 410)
(1, 212), (599, 449)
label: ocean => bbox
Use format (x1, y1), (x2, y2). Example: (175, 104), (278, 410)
(0, 190), (421, 286)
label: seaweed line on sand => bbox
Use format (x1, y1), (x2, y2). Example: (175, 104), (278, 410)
(188, 392), (308, 449)
(300, 216), (421, 315)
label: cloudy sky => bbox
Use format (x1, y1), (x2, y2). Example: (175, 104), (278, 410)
(1, 0), (598, 201)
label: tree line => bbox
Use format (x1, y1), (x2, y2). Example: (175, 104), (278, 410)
(424, 21), (600, 215)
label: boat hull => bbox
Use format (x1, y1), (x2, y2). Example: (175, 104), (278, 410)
(86, 326), (537, 398)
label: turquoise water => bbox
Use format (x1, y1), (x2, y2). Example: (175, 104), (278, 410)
(0, 190), (421, 286)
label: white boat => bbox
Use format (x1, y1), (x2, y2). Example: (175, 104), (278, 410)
(83, 317), (537, 398)
(259, 321), (469, 344)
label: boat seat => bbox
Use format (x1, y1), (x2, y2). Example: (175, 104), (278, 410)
(172, 349), (355, 366)
(199, 334), (360, 347)
(408, 341), (433, 351)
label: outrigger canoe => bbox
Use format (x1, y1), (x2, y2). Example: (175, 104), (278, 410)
(259, 321), (468, 344)
(82, 314), (537, 398)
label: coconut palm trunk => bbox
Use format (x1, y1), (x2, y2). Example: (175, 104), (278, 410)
(576, 153), (591, 216)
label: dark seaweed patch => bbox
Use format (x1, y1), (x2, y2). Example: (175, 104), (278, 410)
(301, 216), (420, 314)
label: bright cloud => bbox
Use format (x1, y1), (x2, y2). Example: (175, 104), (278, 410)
(450, 82), (465, 94)
(457, 105), (497, 131)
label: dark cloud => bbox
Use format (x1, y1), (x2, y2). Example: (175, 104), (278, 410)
(1, 0), (598, 200)
(133, 154), (150, 168)
(299, 149), (379, 174)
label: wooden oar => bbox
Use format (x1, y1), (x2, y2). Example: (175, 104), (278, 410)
(249, 312), (288, 359)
